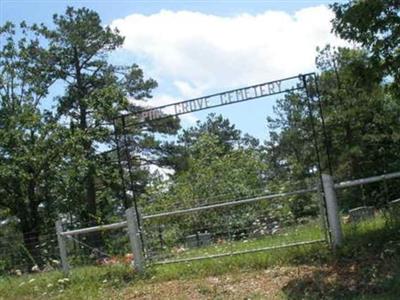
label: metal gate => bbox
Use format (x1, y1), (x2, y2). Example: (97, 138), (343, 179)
(139, 183), (329, 265)
(93, 73), (333, 268)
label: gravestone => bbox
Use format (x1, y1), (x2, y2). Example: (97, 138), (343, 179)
(185, 234), (198, 248)
(349, 206), (375, 223)
(185, 232), (211, 248)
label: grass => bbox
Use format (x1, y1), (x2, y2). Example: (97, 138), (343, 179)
(283, 215), (400, 299)
(1, 214), (399, 299)
(158, 220), (325, 261)
(0, 264), (136, 300)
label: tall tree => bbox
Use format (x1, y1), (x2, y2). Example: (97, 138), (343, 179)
(265, 46), (400, 209)
(0, 22), (64, 266)
(37, 7), (177, 227)
(315, 46), (398, 178)
(331, 1), (400, 97)
(161, 113), (259, 173)
(317, 46), (400, 207)
(179, 113), (242, 151)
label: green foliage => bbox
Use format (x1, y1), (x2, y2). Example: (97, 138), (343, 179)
(0, 7), (179, 271)
(2, 2), (400, 280)
(0, 21), (67, 266)
(144, 132), (267, 208)
(142, 123), (271, 247)
(317, 46), (400, 208)
(161, 113), (253, 172)
(36, 7), (160, 223)
(1, 215), (399, 300)
(266, 46), (400, 210)
(331, 1), (400, 87)
(145, 115), (266, 212)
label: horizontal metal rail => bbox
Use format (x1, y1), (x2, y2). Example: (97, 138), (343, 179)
(61, 221), (127, 236)
(142, 171), (400, 221)
(334, 171), (400, 189)
(151, 239), (326, 265)
(58, 170), (400, 237)
(142, 187), (318, 220)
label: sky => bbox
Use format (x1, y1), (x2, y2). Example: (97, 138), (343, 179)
(1, 0), (350, 141)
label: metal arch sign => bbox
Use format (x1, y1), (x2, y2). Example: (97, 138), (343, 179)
(118, 73), (315, 125)
(110, 71), (333, 231)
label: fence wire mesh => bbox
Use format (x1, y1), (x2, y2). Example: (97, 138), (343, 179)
(140, 188), (327, 264)
(335, 175), (400, 242)
(61, 225), (133, 269)
(0, 230), (60, 276)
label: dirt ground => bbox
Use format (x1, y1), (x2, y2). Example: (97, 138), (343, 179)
(115, 256), (397, 300)
(118, 265), (321, 300)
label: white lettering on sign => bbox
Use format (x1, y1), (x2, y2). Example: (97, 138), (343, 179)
(139, 108), (163, 121)
(259, 81), (282, 97)
(136, 79), (288, 122)
(219, 80), (283, 106)
(174, 97), (210, 115)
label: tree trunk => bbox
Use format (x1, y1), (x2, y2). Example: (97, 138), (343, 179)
(83, 164), (103, 250)
(72, 46), (103, 253)
(86, 165), (97, 221)
(18, 177), (43, 270)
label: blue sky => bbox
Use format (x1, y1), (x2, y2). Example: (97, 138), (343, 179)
(1, 1), (345, 24)
(1, 0), (348, 141)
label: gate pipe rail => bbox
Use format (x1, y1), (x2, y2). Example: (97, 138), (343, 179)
(59, 171), (400, 237)
(334, 171), (400, 189)
(142, 187), (318, 220)
(152, 239), (325, 265)
(55, 170), (400, 274)
(60, 221), (127, 237)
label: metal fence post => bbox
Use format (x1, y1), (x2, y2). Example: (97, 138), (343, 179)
(322, 174), (343, 250)
(55, 220), (69, 274)
(126, 207), (144, 273)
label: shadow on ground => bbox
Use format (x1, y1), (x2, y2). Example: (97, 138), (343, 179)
(282, 225), (400, 299)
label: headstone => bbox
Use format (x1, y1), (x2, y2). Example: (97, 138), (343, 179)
(198, 232), (211, 246)
(185, 232), (211, 248)
(349, 206), (375, 223)
(185, 234), (198, 248)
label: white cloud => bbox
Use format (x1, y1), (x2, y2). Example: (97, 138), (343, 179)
(112, 6), (347, 91)
(173, 80), (206, 99)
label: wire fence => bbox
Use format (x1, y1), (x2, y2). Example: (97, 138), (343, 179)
(136, 163), (320, 213)
(0, 231), (61, 275)
(335, 175), (400, 239)
(2, 172), (400, 276)
(141, 186), (327, 264)
(0, 221), (132, 276)
(61, 227), (132, 269)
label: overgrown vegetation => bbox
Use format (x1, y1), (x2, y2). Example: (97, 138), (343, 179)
(1, 214), (399, 299)
(1, 2), (400, 299)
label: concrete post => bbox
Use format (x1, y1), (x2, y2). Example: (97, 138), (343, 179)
(55, 220), (69, 274)
(126, 207), (144, 273)
(316, 182), (330, 244)
(322, 174), (343, 250)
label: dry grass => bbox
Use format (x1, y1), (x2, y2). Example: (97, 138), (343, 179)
(1, 215), (399, 299)
(117, 266), (320, 300)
